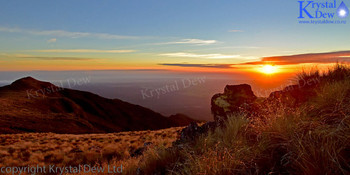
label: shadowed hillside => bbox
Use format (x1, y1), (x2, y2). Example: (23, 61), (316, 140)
(0, 77), (196, 134)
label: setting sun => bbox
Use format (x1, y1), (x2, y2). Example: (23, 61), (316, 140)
(260, 65), (278, 74)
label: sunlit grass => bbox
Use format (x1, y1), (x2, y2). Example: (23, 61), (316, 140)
(0, 127), (184, 168)
(124, 64), (350, 175)
(1, 64), (350, 174)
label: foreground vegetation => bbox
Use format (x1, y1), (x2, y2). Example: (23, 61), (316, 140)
(1, 65), (349, 175)
(124, 64), (350, 175)
(0, 127), (183, 168)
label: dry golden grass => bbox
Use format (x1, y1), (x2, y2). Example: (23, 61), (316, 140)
(120, 64), (350, 175)
(0, 126), (184, 168)
(2, 65), (349, 174)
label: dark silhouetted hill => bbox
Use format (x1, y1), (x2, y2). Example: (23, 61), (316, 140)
(0, 77), (196, 134)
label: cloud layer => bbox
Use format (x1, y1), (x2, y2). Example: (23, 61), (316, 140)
(170, 39), (217, 45)
(159, 51), (350, 69)
(47, 38), (57, 43)
(156, 39), (217, 45)
(0, 53), (94, 61)
(32, 49), (136, 53)
(159, 63), (232, 68)
(0, 27), (139, 40)
(228, 30), (244, 32)
(241, 51), (350, 65)
(160, 52), (239, 59)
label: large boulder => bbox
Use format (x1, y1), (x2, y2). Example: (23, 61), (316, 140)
(211, 84), (257, 122)
(173, 121), (217, 146)
(267, 80), (319, 108)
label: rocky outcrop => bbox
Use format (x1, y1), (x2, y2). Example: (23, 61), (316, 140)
(211, 84), (258, 122)
(177, 81), (321, 146)
(268, 84), (318, 107)
(174, 84), (259, 146)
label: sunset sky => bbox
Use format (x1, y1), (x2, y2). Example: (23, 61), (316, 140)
(0, 0), (350, 72)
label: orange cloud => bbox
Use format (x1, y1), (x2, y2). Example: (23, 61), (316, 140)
(241, 51), (350, 65)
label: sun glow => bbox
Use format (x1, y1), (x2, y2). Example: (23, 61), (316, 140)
(259, 65), (278, 74)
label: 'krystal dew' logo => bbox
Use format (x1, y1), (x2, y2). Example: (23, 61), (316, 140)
(338, 1), (349, 17)
(298, 0), (349, 24)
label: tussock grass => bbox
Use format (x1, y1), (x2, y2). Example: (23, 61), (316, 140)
(1, 64), (350, 174)
(0, 127), (183, 168)
(126, 64), (350, 175)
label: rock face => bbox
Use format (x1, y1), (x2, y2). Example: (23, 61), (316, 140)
(211, 82), (319, 122)
(211, 84), (257, 122)
(176, 84), (258, 146)
(268, 84), (317, 107)
(177, 81), (321, 147)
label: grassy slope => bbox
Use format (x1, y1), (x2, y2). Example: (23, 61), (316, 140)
(1, 65), (349, 175)
(0, 127), (184, 168)
(124, 64), (350, 175)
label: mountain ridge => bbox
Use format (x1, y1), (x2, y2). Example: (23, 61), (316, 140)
(0, 77), (196, 134)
